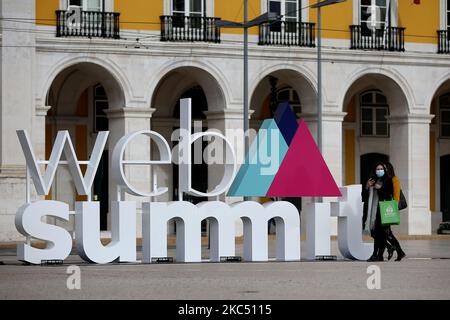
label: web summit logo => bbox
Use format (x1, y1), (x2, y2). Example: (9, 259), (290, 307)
(228, 102), (341, 197)
(15, 99), (372, 264)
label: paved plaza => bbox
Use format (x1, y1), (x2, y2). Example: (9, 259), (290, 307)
(1, 239), (450, 300)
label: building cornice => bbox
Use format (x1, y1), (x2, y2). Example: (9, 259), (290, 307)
(205, 109), (253, 120)
(105, 107), (156, 119)
(34, 37), (450, 69)
(300, 111), (347, 122)
(0, 165), (26, 178)
(387, 114), (435, 125)
(35, 105), (52, 116)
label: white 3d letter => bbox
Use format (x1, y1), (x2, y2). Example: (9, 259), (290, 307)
(303, 202), (332, 260)
(331, 185), (373, 260)
(75, 201), (136, 264)
(178, 98), (236, 197)
(111, 130), (171, 197)
(15, 200), (72, 264)
(16, 130), (108, 196)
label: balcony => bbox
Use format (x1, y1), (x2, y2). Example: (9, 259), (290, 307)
(56, 10), (120, 39)
(160, 15), (221, 43)
(438, 30), (450, 54)
(350, 25), (405, 52)
(258, 21), (315, 47)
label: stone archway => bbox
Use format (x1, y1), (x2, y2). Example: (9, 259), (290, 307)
(45, 62), (126, 231)
(428, 78), (450, 230)
(341, 72), (432, 235)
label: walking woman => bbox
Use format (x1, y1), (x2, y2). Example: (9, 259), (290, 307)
(385, 162), (406, 261)
(364, 162), (393, 261)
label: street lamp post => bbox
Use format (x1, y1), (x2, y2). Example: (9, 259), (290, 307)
(244, 0), (249, 154)
(216, 7), (281, 159)
(310, 0), (346, 154)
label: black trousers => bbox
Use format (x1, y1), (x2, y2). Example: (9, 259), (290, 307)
(371, 210), (388, 257)
(386, 227), (404, 253)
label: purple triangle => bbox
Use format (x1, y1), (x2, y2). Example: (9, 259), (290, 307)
(274, 102), (299, 146)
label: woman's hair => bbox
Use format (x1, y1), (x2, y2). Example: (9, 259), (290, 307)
(385, 162), (396, 178)
(372, 162), (388, 178)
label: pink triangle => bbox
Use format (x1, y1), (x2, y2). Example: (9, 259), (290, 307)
(267, 120), (342, 197)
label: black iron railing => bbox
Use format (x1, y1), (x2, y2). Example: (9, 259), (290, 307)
(258, 21), (315, 47)
(56, 10), (120, 39)
(438, 30), (450, 54)
(160, 15), (221, 43)
(350, 25), (405, 52)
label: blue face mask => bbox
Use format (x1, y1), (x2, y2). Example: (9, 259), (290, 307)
(376, 170), (385, 178)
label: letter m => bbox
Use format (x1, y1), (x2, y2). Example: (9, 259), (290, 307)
(16, 130), (108, 196)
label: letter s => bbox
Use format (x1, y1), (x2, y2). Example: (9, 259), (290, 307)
(15, 200), (72, 264)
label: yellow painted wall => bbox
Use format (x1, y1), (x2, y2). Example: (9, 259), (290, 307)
(399, 0), (439, 44)
(344, 97), (356, 123)
(36, 0), (59, 26)
(216, 0), (261, 35)
(430, 130), (436, 211)
(344, 129), (355, 185)
(309, 0), (352, 40)
(36, 0), (440, 44)
(115, 0), (162, 31)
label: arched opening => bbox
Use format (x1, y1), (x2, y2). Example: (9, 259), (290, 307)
(360, 153), (390, 187)
(250, 69), (314, 215)
(45, 62), (125, 231)
(440, 155), (450, 222)
(151, 67), (227, 236)
(171, 85), (208, 204)
(341, 73), (409, 187)
(428, 79), (450, 229)
(250, 69), (316, 122)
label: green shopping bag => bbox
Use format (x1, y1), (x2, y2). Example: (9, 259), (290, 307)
(379, 200), (400, 226)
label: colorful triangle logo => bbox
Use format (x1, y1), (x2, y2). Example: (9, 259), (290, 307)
(227, 103), (341, 197)
(227, 119), (288, 196)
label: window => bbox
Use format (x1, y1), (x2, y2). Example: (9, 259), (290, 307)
(360, 0), (389, 36)
(440, 93), (450, 138)
(447, 0), (450, 29)
(68, 0), (102, 11)
(172, 0), (204, 28)
(360, 91), (389, 137)
(269, 0), (300, 32)
(277, 87), (301, 115)
(172, 0), (203, 18)
(94, 85), (108, 132)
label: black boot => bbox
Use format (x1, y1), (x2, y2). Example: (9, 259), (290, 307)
(395, 249), (406, 261)
(386, 243), (395, 261)
(367, 254), (379, 262)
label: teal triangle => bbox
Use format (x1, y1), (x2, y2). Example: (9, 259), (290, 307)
(227, 119), (288, 197)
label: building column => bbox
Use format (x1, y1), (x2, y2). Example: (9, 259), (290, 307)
(106, 107), (156, 238)
(389, 114), (434, 235)
(322, 111), (347, 188)
(205, 109), (248, 202)
(33, 105), (52, 163)
(205, 108), (248, 237)
(300, 111), (346, 236)
(298, 111), (346, 187)
(0, 0), (36, 241)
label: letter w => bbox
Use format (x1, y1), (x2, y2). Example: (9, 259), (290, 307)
(17, 130), (108, 196)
